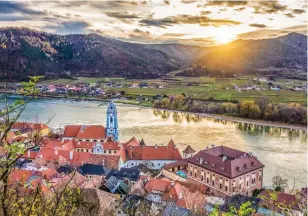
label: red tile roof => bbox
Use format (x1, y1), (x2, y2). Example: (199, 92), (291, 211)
(9, 169), (34, 184)
(122, 145), (182, 162)
(188, 146), (264, 179)
(75, 141), (95, 149)
(145, 178), (171, 193)
(22, 150), (39, 160)
(88, 154), (120, 170)
(63, 125), (81, 137)
(36, 148), (90, 166)
(103, 140), (120, 150)
(12, 122), (49, 130)
(41, 168), (58, 180)
(63, 125), (106, 139)
(124, 137), (140, 147)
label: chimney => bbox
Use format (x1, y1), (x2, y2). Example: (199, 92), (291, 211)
(69, 151), (73, 160)
(179, 192), (183, 199)
(27, 151), (30, 158)
(55, 150), (58, 155)
(155, 145), (157, 150)
(222, 155), (227, 161)
(200, 157), (203, 164)
(211, 144), (215, 148)
(171, 181), (175, 187)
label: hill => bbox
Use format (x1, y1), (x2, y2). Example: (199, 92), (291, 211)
(0, 28), (306, 81)
(0, 27), (184, 81)
(186, 32), (307, 79)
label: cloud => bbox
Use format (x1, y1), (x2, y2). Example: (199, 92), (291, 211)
(139, 15), (241, 28)
(162, 33), (186, 37)
(203, 1), (248, 7)
(0, 2), (46, 15)
(45, 20), (91, 34)
(164, 0), (170, 5)
(181, 0), (198, 4)
(249, 23), (267, 28)
(285, 13), (294, 18)
(253, 1), (288, 14)
(200, 11), (211, 15)
(292, 9), (306, 14)
(238, 25), (307, 40)
(104, 11), (140, 23)
(235, 7), (246, 11)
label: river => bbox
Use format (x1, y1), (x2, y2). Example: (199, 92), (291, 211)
(4, 96), (307, 188)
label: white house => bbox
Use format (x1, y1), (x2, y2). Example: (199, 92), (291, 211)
(119, 140), (183, 170)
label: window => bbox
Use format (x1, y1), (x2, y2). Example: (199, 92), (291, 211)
(239, 184), (242, 189)
(247, 181), (249, 186)
(104, 150), (106, 153)
(109, 150), (111, 154)
(194, 173), (197, 178)
(190, 171), (192, 176)
(114, 150), (116, 154)
(207, 178), (209, 184)
(212, 180), (214, 186)
(86, 140), (89, 142)
(219, 183), (222, 189)
(110, 117), (113, 123)
(201, 176), (204, 181)
(94, 140), (97, 142)
(225, 186), (228, 192)
(252, 178), (256, 184)
(158, 163), (160, 166)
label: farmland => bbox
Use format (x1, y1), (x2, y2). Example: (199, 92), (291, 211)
(40, 76), (307, 105)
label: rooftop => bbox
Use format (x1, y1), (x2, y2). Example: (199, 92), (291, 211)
(188, 146), (264, 178)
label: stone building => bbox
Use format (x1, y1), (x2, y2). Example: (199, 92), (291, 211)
(187, 145), (264, 197)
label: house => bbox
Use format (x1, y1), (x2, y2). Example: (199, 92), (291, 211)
(104, 176), (130, 194)
(182, 145), (196, 159)
(78, 164), (106, 179)
(62, 125), (106, 142)
(130, 179), (146, 197)
(160, 160), (188, 182)
(93, 137), (121, 155)
(258, 190), (303, 216)
(145, 178), (172, 203)
(187, 145), (264, 197)
(119, 139), (182, 170)
(106, 167), (140, 182)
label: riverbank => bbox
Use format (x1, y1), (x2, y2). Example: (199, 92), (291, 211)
(155, 108), (307, 131)
(2, 92), (306, 131)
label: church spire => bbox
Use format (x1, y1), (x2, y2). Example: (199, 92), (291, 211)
(106, 101), (119, 141)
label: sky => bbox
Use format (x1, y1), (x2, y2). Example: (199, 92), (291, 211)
(0, 0), (307, 46)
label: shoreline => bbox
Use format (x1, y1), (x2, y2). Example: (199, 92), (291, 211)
(2, 92), (306, 131)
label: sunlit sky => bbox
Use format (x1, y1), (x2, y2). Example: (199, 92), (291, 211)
(0, 0), (307, 46)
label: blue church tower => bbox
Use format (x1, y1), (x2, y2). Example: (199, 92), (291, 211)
(106, 101), (119, 141)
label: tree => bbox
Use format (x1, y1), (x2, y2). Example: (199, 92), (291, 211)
(272, 175), (288, 192)
(161, 98), (171, 109)
(0, 76), (89, 216)
(223, 201), (256, 216)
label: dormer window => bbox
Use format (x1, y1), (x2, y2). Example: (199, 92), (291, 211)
(212, 164), (215, 168)
(236, 166), (241, 172)
(244, 164), (248, 169)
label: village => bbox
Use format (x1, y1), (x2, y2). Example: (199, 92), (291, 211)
(1, 101), (306, 216)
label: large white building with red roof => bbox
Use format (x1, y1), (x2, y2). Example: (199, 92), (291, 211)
(119, 139), (183, 170)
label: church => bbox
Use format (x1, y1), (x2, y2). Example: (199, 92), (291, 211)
(62, 101), (120, 155)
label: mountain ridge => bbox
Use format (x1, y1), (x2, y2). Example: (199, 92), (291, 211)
(0, 27), (306, 81)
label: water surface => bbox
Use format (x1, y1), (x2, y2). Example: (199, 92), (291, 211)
(9, 97), (307, 188)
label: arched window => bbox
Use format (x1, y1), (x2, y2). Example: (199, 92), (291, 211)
(110, 117), (113, 123)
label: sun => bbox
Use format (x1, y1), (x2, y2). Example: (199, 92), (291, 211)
(213, 27), (237, 44)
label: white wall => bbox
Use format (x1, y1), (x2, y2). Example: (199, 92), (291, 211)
(120, 160), (176, 170)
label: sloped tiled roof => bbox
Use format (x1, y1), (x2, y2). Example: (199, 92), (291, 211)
(88, 154), (120, 170)
(122, 145), (182, 162)
(183, 145), (196, 154)
(76, 125), (106, 139)
(123, 137), (140, 147)
(12, 122), (49, 131)
(163, 160), (188, 170)
(188, 146), (264, 179)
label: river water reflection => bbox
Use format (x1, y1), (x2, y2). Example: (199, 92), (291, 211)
(13, 98), (307, 188)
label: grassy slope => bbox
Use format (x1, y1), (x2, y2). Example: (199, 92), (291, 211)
(39, 77), (307, 105)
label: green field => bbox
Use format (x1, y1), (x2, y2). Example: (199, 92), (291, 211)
(39, 76), (307, 105)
